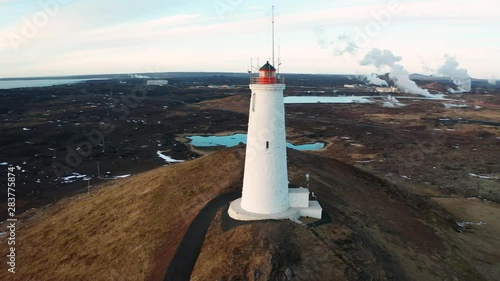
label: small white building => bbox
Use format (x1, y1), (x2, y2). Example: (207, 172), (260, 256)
(288, 187), (309, 208)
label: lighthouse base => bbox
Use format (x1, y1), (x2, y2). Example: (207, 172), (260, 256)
(228, 198), (300, 221)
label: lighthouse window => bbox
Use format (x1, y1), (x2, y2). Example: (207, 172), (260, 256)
(251, 93), (256, 112)
(266, 141), (269, 150)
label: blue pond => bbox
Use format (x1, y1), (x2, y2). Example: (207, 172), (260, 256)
(187, 134), (325, 151)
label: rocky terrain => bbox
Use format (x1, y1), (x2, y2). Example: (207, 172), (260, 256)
(1, 147), (498, 280)
(0, 74), (499, 280)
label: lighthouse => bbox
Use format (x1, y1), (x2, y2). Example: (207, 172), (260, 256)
(228, 61), (323, 221)
(241, 62), (288, 215)
(228, 6), (322, 221)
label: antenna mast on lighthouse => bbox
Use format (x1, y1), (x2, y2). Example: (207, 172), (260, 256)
(272, 5), (275, 67)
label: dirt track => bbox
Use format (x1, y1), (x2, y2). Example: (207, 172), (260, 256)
(163, 191), (240, 281)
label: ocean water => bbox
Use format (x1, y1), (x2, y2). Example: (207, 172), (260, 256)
(0, 78), (110, 89)
(187, 134), (325, 151)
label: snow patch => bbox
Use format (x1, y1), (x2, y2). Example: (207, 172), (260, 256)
(443, 103), (468, 109)
(468, 173), (499, 180)
(103, 174), (132, 180)
(456, 221), (486, 227)
(157, 151), (184, 163)
(61, 172), (88, 183)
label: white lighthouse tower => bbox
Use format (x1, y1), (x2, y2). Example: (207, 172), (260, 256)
(228, 6), (322, 221)
(228, 54), (323, 220)
(241, 63), (288, 215)
(228, 61), (323, 221)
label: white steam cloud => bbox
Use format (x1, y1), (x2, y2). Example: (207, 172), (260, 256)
(361, 48), (435, 97)
(487, 77), (497, 85)
(437, 55), (471, 93)
(362, 73), (388, 86)
(335, 33), (359, 56)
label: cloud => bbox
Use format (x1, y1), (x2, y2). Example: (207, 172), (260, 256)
(0, 0), (499, 77)
(88, 14), (201, 36)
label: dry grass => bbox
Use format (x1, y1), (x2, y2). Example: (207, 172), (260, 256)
(191, 214), (271, 281)
(452, 124), (499, 137)
(191, 212), (348, 281)
(432, 197), (500, 280)
(197, 95), (249, 114)
(0, 149), (244, 281)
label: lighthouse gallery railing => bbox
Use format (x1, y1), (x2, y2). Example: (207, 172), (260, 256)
(250, 76), (285, 84)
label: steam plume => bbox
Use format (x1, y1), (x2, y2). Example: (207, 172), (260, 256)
(362, 73), (388, 86)
(361, 48), (434, 97)
(437, 55), (471, 93)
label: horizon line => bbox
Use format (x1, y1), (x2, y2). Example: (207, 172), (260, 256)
(1, 71), (491, 81)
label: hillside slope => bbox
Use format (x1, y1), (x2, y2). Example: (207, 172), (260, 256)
(0, 149), (244, 281)
(191, 149), (496, 281)
(1, 147), (498, 280)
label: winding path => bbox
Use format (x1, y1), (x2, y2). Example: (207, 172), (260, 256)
(163, 191), (240, 281)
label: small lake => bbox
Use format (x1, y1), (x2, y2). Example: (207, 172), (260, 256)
(284, 96), (374, 104)
(0, 78), (111, 89)
(284, 95), (448, 104)
(187, 134), (325, 151)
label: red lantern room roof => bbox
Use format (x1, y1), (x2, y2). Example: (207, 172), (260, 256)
(259, 61), (276, 72)
(250, 61), (284, 84)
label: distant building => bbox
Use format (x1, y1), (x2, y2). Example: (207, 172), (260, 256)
(207, 84), (235, 89)
(147, 80), (169, 86)
(344, 84), (367, 89)
(374, 86), (398, 93)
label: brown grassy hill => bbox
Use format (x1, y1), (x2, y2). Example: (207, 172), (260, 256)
(421, 81), (449, 93)
(192, 149), (496, 281)
(0, 148), (244, 281)
(1, 147), (498, 281)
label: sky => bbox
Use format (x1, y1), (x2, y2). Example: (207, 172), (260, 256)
(0, 0), (498, 79)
